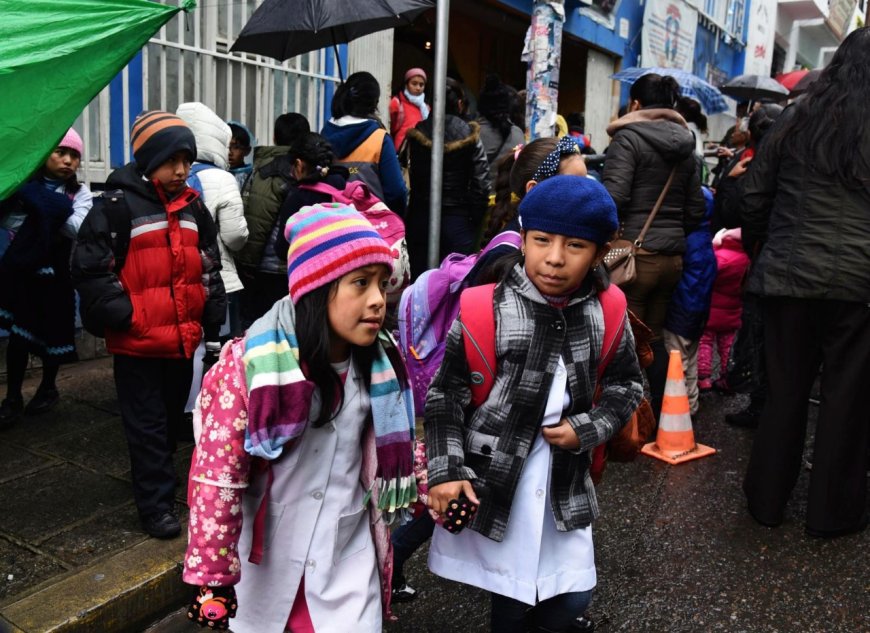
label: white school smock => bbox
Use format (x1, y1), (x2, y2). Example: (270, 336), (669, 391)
(428, 356), (596, 605)
(232, 359), (381, 633)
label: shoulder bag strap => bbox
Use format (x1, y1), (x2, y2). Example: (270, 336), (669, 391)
(633, 165), (678, 249)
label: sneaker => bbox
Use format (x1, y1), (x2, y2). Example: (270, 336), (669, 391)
(24, 387), (60, 416)
(698, 378), (713, 393)
(725, 409), (760, 429)
(391, 581), (417, 603)
(0, 397), (24, 430)
(571, 615), (596, 632)
(141, 510), (181, 539)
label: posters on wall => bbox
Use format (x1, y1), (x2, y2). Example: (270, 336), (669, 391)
(743, 0), (777, 75)
(522, 1), (565, 140)
(641, 0), (698, 71)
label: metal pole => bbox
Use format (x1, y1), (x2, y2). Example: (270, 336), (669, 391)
(427, 0), (450, 269)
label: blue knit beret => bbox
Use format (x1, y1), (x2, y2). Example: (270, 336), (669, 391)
(518, 175), (618, 245)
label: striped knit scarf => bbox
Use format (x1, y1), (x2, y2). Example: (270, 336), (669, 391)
(242, 298), (417, 520)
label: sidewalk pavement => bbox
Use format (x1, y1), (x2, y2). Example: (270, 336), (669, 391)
(0, 356), (193, 633)
(2, 356), (868, 633)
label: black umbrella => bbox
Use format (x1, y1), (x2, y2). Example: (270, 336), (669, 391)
(231, 0), (435, 79)
(720, 74), (790, 102)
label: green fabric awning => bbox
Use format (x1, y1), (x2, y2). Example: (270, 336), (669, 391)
(0, 0), (195, 199)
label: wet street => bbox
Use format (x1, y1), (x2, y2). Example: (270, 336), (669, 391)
(146, 389), (869, 633)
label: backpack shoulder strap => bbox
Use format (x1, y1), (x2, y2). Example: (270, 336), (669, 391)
(97, 189), (132, 273)
(344, 128), (387, 163)
(459, 283), (497, 409)
(297, 181), (343, 199)
(596, 284), (628, 381)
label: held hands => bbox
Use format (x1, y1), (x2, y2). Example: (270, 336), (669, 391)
(728, 156), (753, 178)
(428, 480), (480, 516)
(541, 418), (581, 450)
(187, 585), (237, 629)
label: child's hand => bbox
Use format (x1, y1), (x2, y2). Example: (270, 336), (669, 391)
(542, 418), (581, 450)
(428, 481), (480, 515)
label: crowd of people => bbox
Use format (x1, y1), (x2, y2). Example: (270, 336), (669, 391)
(0, 25), (867, 633)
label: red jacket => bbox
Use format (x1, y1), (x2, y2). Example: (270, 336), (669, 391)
(73, 163), (226, 358)
(389, 91), (425, 150)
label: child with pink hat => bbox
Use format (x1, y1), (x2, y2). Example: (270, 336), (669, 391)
(389, 67), (429, 150)
(0, 127), (92, 429)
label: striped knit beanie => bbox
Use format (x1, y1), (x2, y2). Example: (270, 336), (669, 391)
(284, 203), (394, 304)
(130, 111), (197, 176)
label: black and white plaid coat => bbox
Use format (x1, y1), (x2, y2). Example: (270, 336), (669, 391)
(424, 264), (643, 542)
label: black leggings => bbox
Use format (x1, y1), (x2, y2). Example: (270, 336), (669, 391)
(5, 336), (58, 400)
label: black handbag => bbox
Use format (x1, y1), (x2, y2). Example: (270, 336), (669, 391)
(726, 292), (765, 393)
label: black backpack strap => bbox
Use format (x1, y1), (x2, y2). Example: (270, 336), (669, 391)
(99, 189), (132, 273)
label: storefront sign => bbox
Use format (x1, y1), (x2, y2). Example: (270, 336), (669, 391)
(743, 0), (776, 75)
(641, 0), (699, 71)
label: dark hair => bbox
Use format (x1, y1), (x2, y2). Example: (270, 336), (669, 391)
(274, 113), (310, 146)
(675, 97), (708, 133)
(228, 123), (251, 148)
(510, 88), (526, 132)
(444, 77), (466, 117)
(287, 132), (334, 181)
(485, 137), (559, 239)
(331, 71), (381, 119)
(295, 282), (376, 427)
(566, 112), (585, 133)
(747, 104), (783, 147)
(766, 27), (870, 189)
(629, 74), (680, 109)
(295, 278), (409, 427)
(478, 74), (514, 139)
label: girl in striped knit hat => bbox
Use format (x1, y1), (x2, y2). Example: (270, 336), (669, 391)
(183, 203), (417, 632)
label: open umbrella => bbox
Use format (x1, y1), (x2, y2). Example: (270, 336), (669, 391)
(789, 68), (822, 97)
(775, 69), (809, 92)
(720, 74), (789, 102)
(231, 0), (435, 79)
(611, 67), (729, 114)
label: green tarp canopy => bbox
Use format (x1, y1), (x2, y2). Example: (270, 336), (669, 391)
(0, 0), (195, 200)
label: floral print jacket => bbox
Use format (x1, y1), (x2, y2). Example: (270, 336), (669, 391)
(182, 339), (398, 615)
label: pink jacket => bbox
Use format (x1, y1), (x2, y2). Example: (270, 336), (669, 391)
(707, 229), (751, 332)
(183, 339), (398, 619)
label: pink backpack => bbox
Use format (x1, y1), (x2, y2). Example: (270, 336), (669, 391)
(298, 180), (409, 307)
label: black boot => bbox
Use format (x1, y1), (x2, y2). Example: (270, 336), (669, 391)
(0, 396), (24, 430)
(726, 407), (761, 428)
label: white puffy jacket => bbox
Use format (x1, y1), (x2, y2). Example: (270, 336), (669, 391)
(176, 102), (249, 293)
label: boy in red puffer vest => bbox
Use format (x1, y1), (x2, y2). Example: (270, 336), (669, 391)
(73, 111), (226, 539)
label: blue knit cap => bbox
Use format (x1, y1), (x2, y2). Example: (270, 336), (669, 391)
(518, 175), (618, 245)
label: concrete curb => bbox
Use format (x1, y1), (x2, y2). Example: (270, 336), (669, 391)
(0, 534), (188, 633)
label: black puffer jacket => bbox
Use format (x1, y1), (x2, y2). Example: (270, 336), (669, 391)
(742, 108), (870, 302)
(406, 116), (491, 220)
(603, 109), (705, 253)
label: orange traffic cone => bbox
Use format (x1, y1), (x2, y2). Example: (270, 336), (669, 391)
(641, 350), (716, 465)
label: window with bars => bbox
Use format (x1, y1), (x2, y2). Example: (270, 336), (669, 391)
(76, 0), (339, 185)
(726, 0), (746, 39)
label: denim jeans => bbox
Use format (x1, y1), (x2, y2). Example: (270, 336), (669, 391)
(491, 589), (593, 633)
(390, 511), (436, 584)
